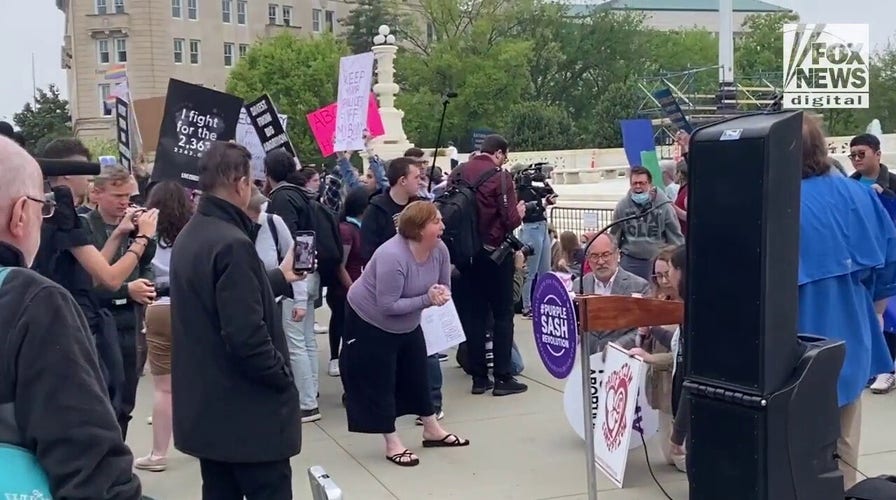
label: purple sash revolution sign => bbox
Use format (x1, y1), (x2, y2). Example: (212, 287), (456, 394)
(532, 272), (578, 379)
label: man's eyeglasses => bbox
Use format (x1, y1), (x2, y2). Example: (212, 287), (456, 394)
(586, 251), (616, 262)
(26, 192), (57, 218)
(847, 151), (867, 161)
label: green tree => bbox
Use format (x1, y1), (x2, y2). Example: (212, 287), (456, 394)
(339, 0), (411, 54)
(734, 12), (798, 79)
(503, 102), (579, 151)
(82, 137), (118, 160)
(13, 84), (71, 152)
(226, 33), (348, 166)
(853, 44), (896, 132)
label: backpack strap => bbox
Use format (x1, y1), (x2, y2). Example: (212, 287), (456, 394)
(266, 214), (283, 263)
(0, 267), (10, 287)
(472, 167), (500, 189)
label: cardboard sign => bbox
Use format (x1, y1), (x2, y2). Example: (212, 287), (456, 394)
(236, 108), (288, 181)
(115, 97), (132, 172)
(594, 343), (645, 488)
(333, 52), (375, 152)
(532, 272), (577, 379)
(152, 79), (244, 189)
(306, 93), (384, 157)
(652, 87), (693, 133)
(244, 94), (295, 158)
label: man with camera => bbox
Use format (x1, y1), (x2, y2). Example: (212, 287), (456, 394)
(448, 134), (527, 396)
(513, 162), (558, 318)
(83, 164), (158, 438)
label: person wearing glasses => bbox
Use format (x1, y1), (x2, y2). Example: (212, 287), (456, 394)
(572, 233), (650, 353)
(0, 135), (144, 499)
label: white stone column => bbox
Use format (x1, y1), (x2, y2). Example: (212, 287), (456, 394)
(368, 25), (413, 161)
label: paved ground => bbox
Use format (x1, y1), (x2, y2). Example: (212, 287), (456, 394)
(130, 309), (896, 499)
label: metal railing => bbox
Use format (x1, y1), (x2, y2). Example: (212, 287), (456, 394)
(549, 207), (615, 235)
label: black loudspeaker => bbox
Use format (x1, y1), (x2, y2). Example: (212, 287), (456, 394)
(686, 111), (803, 395)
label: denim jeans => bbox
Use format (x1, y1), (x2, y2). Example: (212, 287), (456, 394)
(427, 354), (443, 412)
(283, 273), (319, 411)
(520, 220), (553, 311)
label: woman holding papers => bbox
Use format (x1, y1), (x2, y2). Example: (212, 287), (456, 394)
(341, 201), (470, 467)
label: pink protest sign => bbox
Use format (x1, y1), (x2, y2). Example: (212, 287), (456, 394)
(306, 93), (384, 157)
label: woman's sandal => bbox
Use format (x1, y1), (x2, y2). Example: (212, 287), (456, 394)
(422, 433), (471, 448)
(386, 449), (420, 467)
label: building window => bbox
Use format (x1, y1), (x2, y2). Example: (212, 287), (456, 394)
(189, 39), (201, 64)
(172, 0), (181, 18)
(115, 38), (127, 63)
(187, 0), (198, 20)
(312, 9), (321, 32)
(268, 4), (278, 24)
(325, 10), (335, 33)
(237, 0), (247, 24)
(174, 38), (184, 63)
(222, 0), (231, 22)
(97, 39), (110, 64)
(224, 43), (234, 67)
(239, 43), (249, 57)
(99, 84), (113, 116)
(96, 0), (107, 14)
(282, 6), (292, 26)
(114, 0), (125, 13)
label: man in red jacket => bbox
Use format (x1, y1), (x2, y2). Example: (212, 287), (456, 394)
(448, 135), (527, 396)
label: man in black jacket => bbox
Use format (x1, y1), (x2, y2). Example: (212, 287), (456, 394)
(848, 133), (896, 195)
(170, 142), (303, 499)
(0, 136), (142, 499)
(360, 156), (421, 260)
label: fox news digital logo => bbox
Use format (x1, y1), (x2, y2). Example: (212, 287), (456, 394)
(783, 24), (869, 109)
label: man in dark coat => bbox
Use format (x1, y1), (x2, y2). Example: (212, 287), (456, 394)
(170, 141), (303, 499)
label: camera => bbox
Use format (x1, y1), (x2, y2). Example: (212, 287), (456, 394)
(490, 233), (534, 264)
(512, 162), (556, 219)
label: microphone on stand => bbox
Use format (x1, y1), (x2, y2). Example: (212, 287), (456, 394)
(577, 199), (673, 296)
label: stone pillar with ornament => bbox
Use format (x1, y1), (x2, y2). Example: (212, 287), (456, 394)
(367, 25), (414, 161)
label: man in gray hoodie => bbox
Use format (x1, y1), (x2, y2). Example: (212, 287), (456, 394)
(610, 166), (684, 280)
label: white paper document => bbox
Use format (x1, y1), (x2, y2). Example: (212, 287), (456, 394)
(421, 299), (466, 356)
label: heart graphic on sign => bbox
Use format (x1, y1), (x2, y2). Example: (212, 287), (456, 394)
(602, 364), (633, 452)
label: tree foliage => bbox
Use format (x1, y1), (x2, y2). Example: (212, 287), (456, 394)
(226, 33), (348, 166)
(339, 0), (411, 55)
(82, 137), (118, 160)
(13, 84), (71, 152)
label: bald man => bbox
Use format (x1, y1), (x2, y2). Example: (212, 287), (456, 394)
(0, 136), (142, 498)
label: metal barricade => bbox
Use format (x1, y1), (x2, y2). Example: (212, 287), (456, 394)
(548, 207), (615, 236)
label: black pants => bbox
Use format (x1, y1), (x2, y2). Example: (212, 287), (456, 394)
(109, 306), (139, 439)
(340, 304), (434, 433)
(886, 331), (896, 366)
(199, 458), (292, 500)
(458, 249), (516, 379)
(326, 290), (346, 360)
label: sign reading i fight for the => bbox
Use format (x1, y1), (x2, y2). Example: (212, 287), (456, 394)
(532, 272), (577, 379)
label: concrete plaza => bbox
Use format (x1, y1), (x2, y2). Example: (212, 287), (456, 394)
(131, 311), (896, 499)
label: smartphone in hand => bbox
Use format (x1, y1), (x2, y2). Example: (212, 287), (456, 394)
(293, 231), (316, 273)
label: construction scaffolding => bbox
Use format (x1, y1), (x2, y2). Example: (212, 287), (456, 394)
(637, 66), (783, 152)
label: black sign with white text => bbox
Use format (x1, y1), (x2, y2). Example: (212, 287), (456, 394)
(245, 94), (295, 158)
(115, 97), (132, 172)
(152, 79), (244, 188)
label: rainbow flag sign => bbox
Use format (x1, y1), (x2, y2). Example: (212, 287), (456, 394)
(104, 63), (127, 81)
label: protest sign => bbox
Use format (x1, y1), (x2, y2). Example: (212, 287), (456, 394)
(333, 52), (375, 152)
(237, 108), (288, 181)
(244, 94), (295, 157)
(532, 272), (577, 379)
(115, 97), (132, 172)
(562, 352), (658, 455)
(152, 79), (244, 189)
(306, 94), (384, 157)
(593, 343), (645, 487)
(653, 87), (693, 133)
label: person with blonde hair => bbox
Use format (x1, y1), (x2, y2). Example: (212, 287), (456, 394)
(341, 201), (470, 467)
(796, 112), (896, 490)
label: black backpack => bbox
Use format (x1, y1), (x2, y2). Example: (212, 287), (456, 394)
(305, 198), (343, 288)
(435, 165), (499, 269)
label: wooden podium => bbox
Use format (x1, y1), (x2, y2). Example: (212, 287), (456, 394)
(574, 294), (684, 499)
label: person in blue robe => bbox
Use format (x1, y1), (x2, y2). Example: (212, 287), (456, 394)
(797, 115), (896, 490)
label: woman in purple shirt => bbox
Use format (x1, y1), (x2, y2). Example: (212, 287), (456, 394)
(342, 201), (470, 467)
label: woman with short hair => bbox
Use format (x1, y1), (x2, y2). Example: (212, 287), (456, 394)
(340, 201), (470, 467)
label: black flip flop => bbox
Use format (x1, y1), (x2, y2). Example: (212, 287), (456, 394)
(386, 449), (420, 467)
(422, 433), (471, 448)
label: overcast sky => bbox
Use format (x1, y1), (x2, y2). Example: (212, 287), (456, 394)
(0, 0), (893, 124)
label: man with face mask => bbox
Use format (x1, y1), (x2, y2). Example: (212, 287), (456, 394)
(609, 166), (684, 281)
(0, 136), (142, 499)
